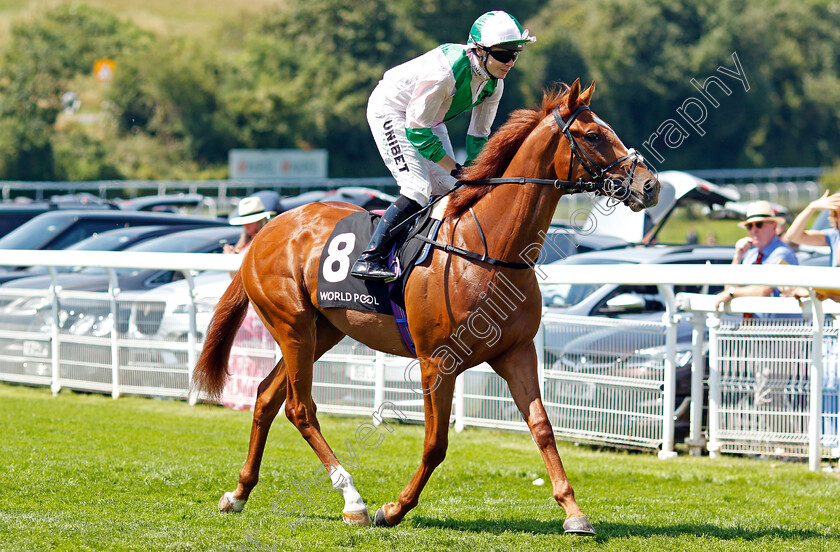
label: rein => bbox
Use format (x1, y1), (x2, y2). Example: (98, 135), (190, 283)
(395, 105), (646, 270)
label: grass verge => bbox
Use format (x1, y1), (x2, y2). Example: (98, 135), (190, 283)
(0, 383), (838, 551)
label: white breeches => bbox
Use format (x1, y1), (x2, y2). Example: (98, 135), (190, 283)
(367, 87), (458, 205)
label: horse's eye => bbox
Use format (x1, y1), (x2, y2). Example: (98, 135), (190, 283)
(585, 132), (600, 142)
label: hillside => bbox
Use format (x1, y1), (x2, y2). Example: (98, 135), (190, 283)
(0, 0), (288, 44)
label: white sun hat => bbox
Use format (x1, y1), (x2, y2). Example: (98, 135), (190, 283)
(229, 196), (276, 225)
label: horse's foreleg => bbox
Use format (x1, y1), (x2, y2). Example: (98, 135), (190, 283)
(490, 342), (595, 536)
(375, 369), (456, 527)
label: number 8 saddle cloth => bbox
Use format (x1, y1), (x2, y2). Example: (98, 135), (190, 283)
(315, 201), (446, 355)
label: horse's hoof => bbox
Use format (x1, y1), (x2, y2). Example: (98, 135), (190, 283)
(563, 515), (595, 536)
(373, 507), (393, 527)
(218, 492), (246, 513)
(343, 509), (372, 527)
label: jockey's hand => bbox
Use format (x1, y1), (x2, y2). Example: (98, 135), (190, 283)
(450, 163), (463, 179)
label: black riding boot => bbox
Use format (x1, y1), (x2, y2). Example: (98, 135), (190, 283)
(351, 197), (420, 281)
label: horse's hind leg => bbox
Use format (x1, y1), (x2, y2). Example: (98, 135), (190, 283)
(218, 317), (369, 524)
(490, 341), (595, 536)
(218, 357), (288, 513)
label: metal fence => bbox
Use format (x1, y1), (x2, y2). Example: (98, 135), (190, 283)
(678, 292), (840, 471)
(1, 251), (839, 469)
(1, 166), (828, 210)
(0, 276), (669, 447)
(714, 318), (816, 457)
(541, 313), (670, 450)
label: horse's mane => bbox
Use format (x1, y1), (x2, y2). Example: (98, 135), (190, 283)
(446, 84), (572, 219)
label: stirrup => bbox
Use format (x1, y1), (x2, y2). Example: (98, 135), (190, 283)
(351, 257), (397, 281)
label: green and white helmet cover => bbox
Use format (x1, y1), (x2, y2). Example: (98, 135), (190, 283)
(468, 11), (536, 51)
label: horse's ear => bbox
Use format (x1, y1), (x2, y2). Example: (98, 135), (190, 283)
(566, 78), (581, 108)
(579, 81), (595, 106)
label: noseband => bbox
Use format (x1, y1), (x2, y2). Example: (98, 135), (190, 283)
(552, 105), (644, 192)
(458, 105), (646, 195)
(399, 105), (650, 270)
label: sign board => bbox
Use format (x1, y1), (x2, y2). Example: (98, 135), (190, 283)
(229, 149), (328, 179)
(94, 59), (115, 82)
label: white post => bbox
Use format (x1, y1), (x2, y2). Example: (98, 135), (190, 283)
(184, 270), (199, 406)
(373, 350), (386, 425)
(658, 285), (678, 459)
(48, 267), (61, 397)
(454, 374), (465, 433)
(688, 311), (707, 456)
(106, 268), (120, 400)
(534, 318), (546, 400)
(707, 312), (722, 458)
(809, 291), (825, 472)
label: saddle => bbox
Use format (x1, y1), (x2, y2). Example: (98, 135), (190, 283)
(315, 202), (446, 355)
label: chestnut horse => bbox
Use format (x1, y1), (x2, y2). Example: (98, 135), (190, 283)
(193, 79), (659, 536)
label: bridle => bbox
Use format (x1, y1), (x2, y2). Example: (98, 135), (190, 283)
(552, 105), (645, 193)
(396, 104), (651, 270)
(463, 104), (646, 196)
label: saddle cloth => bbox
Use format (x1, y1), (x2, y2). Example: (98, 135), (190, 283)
(315, 204), (445, 353)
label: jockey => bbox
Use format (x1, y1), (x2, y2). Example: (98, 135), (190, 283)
(351, 11), (536, 281)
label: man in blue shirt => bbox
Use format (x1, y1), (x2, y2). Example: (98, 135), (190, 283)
(715, 200), (798, 314)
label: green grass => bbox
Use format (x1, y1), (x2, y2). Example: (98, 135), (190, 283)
(1, 383), (838, 551)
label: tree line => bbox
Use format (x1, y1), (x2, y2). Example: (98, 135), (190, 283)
(0, 0), (838, 181)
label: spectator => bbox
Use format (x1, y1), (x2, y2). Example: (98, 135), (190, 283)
(224, 196), (276, 255)
(705, 231), (717, 245)
(686, 229), (698, 244)
(783, 190), (840, 265)
(783, 191), (840, 447)
(780, 190), (840, 301)
(715, 200), (798, 313)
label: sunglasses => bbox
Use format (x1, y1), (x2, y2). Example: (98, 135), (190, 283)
(486, 48), (519, 64)
(744, 221), (766, 230)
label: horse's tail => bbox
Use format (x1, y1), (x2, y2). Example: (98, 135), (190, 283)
(192, 271), (250, 401)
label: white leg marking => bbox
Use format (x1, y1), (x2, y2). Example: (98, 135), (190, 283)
(330, 465), (366, 513)
(220, 491), (247, 513)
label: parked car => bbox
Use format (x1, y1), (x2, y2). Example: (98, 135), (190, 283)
(121, 271), (233, 369)
(705, 200), (792, 223)
(227, 187), (395, 222)
(114, 193), (208, 214)
(0, 210), (228, 272)
(0, 195), (118, 238)
(228, 191), (284, 222)
(319, 187), (396, 211)
(586, 170), (740, 245)
(539, 244), (739, 439)
(0, 225), (216, 285)
(0, 225), (240, 294)
(279, 190), (329, 212)
(0, 193), (217, 239)
(540, 225), (630, 263)
(0, 226), (241, 382)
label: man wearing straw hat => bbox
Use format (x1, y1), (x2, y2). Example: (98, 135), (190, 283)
(714, 200), (798, 313)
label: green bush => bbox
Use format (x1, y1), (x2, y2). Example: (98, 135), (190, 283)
(2, 1), (840, 180)
(52, 124), (122, 181)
